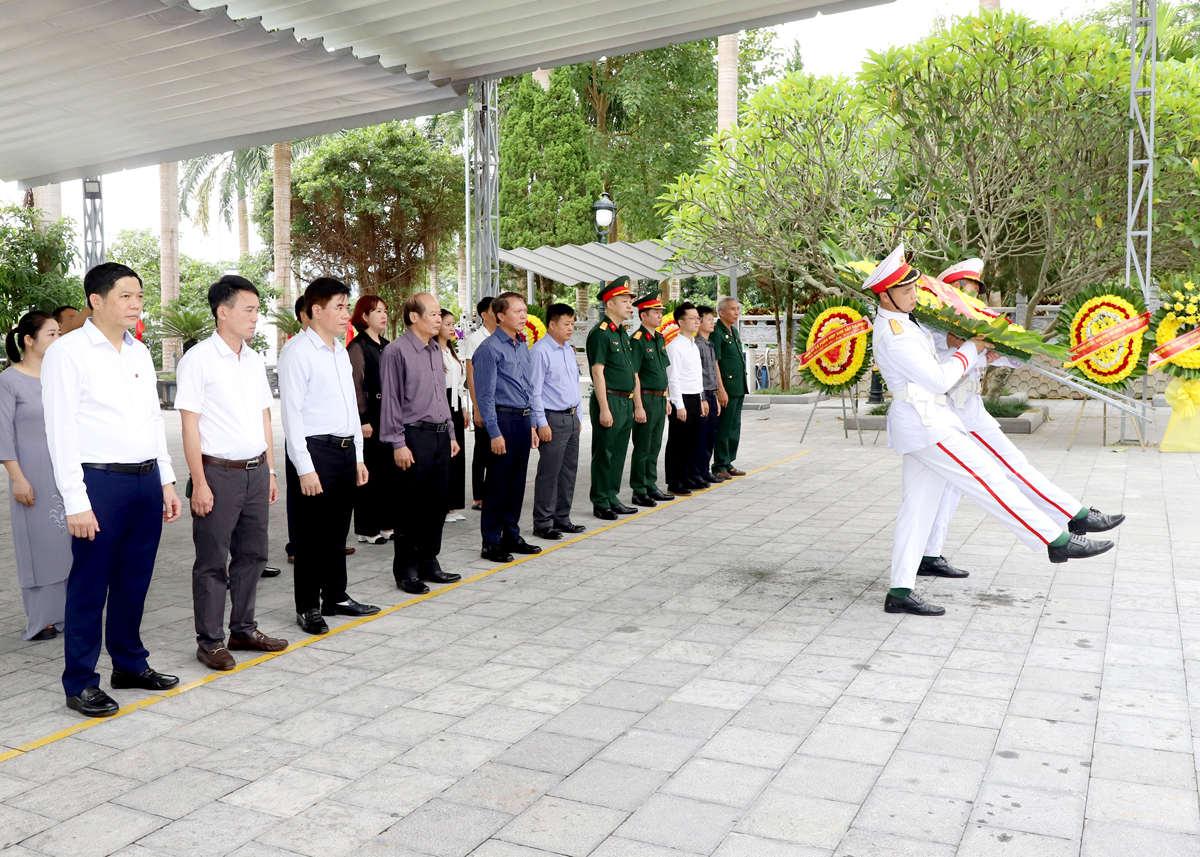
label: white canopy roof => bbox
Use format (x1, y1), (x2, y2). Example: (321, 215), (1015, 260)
(6, 0), (890, 187)
(500, 240), (741, 286)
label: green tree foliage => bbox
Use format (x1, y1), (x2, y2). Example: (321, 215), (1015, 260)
(860, 12), (1200, 323)
(563, 30), (782, 241)
(1083, 0), (1199, 60)
(254, 122), (462, 331)
(0, 204), (83, 335)
(499, 71), (602, 303)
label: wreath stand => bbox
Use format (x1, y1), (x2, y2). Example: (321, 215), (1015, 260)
(799, 383), (864, 445)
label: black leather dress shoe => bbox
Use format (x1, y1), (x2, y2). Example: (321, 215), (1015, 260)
(884, 592), (946, 616)
(556, 522), (587, 534)
(703, 474), (722, 484)
(648, 489), (676, 502)
(504, 539), (542, 555)
(917, 556), (969, 578)
(611, 503), (638, 515)
(421, 567), (462, 584)
(297, 609), (329, 634)
(482, 544), (515, 562)
(632, 494), (657, 508)
(321, 598), (381, 617)
(1068, 508), (1126, 535)
(685, 478), (710, 491)
(398, 577), (430, 594)
(593, 507), (618, 521)
(533, 527), (563, 540)
(261, 566), (282, 578)
(66, 686), (119, 717)
(111, 667), (180, 691)
(1049, 534), (1114, 563)
(31, 626), (57, 641)
(667, 485), (692, 496)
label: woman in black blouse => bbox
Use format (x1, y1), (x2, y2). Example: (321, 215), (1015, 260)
(347, 295), (396, 544)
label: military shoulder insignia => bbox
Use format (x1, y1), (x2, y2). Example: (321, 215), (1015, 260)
(889, 319), (904, 335)
(600, 321), (610, 331)
(632, 330), (643, 340)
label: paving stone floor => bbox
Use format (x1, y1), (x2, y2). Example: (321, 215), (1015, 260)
(0, 397), (1197, 856)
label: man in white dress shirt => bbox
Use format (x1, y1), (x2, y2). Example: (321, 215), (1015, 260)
(664, 302), (709, 494)
(866, 245), (1113, 617)
(278, 278), (379, 635)
(463, 295), (496, 511)
(176, 276), (288, 671)
(42, 263), (183, 718)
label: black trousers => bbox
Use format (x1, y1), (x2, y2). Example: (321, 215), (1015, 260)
(393, 425), (450, 582)
(354, 431), (397, 537)
(287, 438), (354, 613)
(666, 393), (702, 489)
(471, 417), (492, 503)
(695, 390), (719, 480)
(284, 441), (295, 558)
(192, 462), (269, 650)
(62, 467), (163, 696)
(448, 392), (466, 510)
(481, 410), (531, 547)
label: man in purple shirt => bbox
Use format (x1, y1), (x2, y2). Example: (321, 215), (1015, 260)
(380, 292), (462, 594)
(530, 303), (586, 541)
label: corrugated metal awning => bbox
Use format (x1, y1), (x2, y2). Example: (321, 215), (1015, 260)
(5, 0), (891, 187)
(500, 240), (741, 286)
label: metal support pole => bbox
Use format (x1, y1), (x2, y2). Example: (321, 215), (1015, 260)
(527, 269), (535, 305)
(1126, 0), (1157, 309)
(472, 79), (500, 315)
(464, 102), (473, 329)
(83, 177), (104, 270)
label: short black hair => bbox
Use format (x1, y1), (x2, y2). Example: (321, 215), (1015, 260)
(207, 275), (260, 319)
(697, 304), (715, 319)
(547, 303), (575, 325)
(673, 301), (697, 323)
(476, 295), (496, 317)
(304, 277), (351, 313)
(491, 291), (525, 317)
(84, 262), (141, 308)
(51, 305), (78, 322)
(294, 295), (308, 320)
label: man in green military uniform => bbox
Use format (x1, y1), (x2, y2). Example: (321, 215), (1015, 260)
(712, 295), (748, 479)
(628, 290), (676, 507)
(587, 278), (639, 521)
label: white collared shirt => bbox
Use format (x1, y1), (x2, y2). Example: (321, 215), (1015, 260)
(277, 327), (363, 474)
(175, 332), (274, 460)
(462, 327), (490, 362)
(42, 319), (175, 516)
(666, 332), (704, 407)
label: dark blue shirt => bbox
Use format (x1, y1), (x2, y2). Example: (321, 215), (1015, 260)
(473, 328), (533, 439)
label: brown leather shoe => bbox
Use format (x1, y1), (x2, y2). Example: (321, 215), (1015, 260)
(344, 546), (356, 555)
(228, 629), (288, 652)
(727, 467), (747, 476)
(287, 555), (295, 564)
(197, 644), (236, 671)
(712, 470), (732, 481)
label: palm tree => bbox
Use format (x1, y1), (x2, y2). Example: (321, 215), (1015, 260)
(273, 141), (292, 350)
(160, 161), (181, 365)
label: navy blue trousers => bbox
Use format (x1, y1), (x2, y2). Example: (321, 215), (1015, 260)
(481, 411), (531, 548)
(62, 467), (163, 696)
(694, 391), (719, 481)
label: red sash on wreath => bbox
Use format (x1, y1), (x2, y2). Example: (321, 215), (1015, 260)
(1063, 312), (1149, 368)
(1148, 325), (1200, 372)
(798, 317), (872, 368)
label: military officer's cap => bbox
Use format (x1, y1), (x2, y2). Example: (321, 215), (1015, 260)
(938, 258), (984, 286)
(634, 289), (664, 312)
(599, 277), (633, 303)
(864, 244), (920, 294)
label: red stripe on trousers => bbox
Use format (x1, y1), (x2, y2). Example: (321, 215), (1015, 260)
(936, 442), (1049, 545)
(970, 431), (1072, 519)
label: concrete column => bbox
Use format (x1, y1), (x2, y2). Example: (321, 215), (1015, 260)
(576, 285), (590, 322)
(527, 270), (536, 305)
(160, 162), (182, 368)
(668, 277), (681, 302)
(32, 184), (62, 226)
(717, 34), (739, 133)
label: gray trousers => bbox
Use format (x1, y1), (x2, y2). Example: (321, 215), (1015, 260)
(192, 462), (269, 650)
(533, 410), (581, 530)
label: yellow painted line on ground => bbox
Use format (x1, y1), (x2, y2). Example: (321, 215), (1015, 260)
(0, 449), (811, 766)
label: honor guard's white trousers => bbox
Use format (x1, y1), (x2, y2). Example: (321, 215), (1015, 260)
(922, 425), (1082, 557)
(893, 431), (1065, 589)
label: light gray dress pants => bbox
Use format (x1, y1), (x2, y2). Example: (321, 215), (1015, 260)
(532, 410), (581, 531)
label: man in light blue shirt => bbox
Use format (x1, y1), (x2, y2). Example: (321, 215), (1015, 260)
(530, 303), (586, 540)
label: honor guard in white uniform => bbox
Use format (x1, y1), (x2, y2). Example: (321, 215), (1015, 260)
(919, 260), (1125, 578)
(866, 246), (1114, 616)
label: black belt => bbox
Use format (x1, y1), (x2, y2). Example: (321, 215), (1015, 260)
(82, 459), (156, 475)
(310, 434), (355, 449)
(496, 405), (532, 416)
(606, 389), (634, 399)
(407, 421), (448, 433)
(546, 407), (577, 415)
(202, 452), (267, 470)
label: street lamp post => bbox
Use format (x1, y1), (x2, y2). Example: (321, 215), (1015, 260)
(592, 192), (616, 244)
